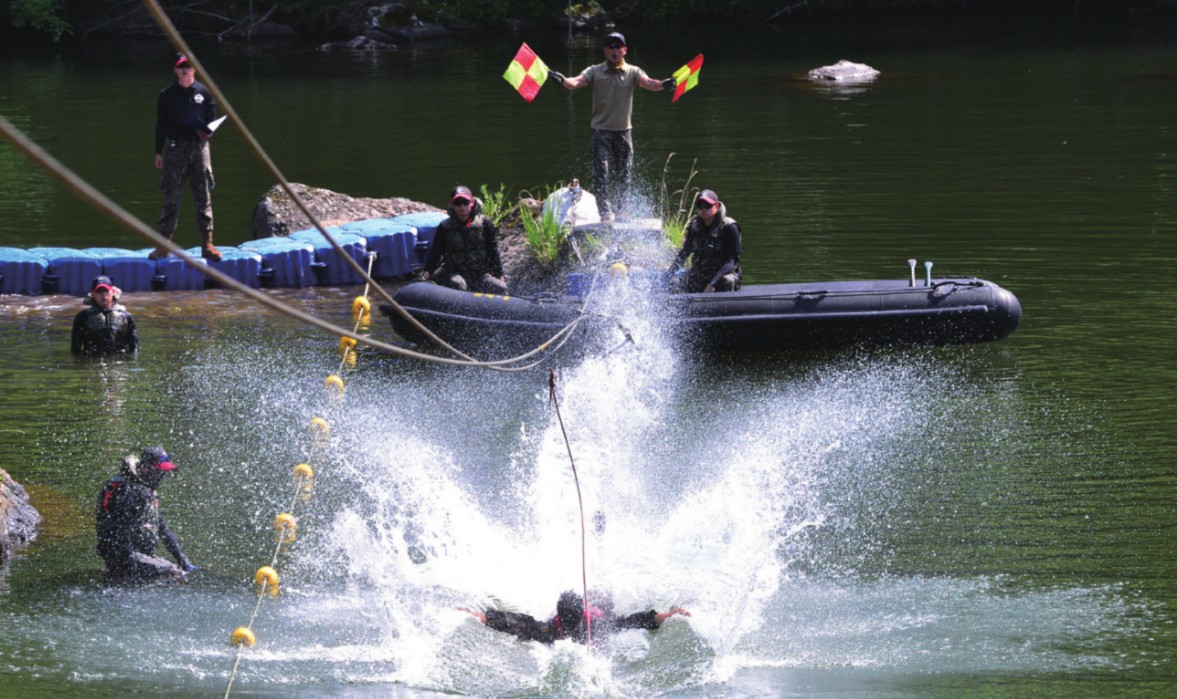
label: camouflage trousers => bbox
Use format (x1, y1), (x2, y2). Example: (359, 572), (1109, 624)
(158, 140), (214, 238)
(590, 129), (634, 218)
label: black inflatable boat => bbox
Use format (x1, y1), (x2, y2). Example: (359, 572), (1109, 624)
(381, 275), (1021, 357)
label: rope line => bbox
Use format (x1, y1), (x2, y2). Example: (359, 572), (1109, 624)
(547, 369), (592, 645)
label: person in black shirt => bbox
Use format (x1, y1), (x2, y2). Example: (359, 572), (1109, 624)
(461, 590), (690, 645)
(152, 52), (221, 261)
(71, 275), (138, 356)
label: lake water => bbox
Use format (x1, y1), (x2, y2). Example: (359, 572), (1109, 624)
(1, 5), (1176, 697)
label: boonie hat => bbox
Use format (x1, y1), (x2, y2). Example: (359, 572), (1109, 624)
(173, 53), (191, 68)
(603, 32), (626, 47)
(140, 446), (176, 471)
(91, 275), (114, 292)
(696, 189), (719, 205)
(450, 185), (473, 204)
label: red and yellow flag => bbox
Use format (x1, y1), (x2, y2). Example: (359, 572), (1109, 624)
(671, 54), (704, 103)
(503, 43), (550, 102)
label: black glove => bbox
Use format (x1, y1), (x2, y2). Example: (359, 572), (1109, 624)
(661, 78), (676, 91)
(551, 71), (566, 86)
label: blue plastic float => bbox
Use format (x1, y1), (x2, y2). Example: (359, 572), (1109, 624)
(0, 212), (443, 297)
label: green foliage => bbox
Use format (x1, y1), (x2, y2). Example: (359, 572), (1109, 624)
(658, 153), (699, 250)
(519, 184), (566, 267)
(478, 183), (511, 226)
(9, 0), (71, 40)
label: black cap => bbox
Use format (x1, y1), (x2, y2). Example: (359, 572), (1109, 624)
(91, 275), (114, 292)
(450, 185), (473, 204)
(173, 53), (191, 69)
(603, 32), (626, 47)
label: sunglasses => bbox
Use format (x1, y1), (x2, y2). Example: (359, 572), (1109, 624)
(452, 198), (472, 206)
(606, 43), (624, 50)
(696, 201), (715, 210)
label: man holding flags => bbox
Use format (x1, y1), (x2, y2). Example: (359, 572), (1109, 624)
(549, 32), (677, 223)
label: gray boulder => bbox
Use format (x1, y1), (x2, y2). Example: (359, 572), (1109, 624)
(0, 469), (40, 562)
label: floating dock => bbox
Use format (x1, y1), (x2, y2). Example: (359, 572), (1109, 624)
(0, 212), (445, 296)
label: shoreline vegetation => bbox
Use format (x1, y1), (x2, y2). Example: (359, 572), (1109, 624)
(1, 0), (1158, 44)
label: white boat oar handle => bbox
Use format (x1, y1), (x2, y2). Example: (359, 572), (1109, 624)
(908, 259), (917, 287)
(924, 260), (933, 286)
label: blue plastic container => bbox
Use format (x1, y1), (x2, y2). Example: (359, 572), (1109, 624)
(101, 253), (156, 293)
(288, 228), (369, 286)
(239, 237), (316, 288)
(0, 248), (49, 296)
(155, 256), (208, 291)
(390, 212), (447, 264)
(39, 253), (103, 296)
(340, 219), (418, 278)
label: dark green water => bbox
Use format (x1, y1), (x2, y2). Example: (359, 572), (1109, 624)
(2, 6), (1176, 697)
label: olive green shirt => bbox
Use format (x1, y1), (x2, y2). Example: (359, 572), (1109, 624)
(579, 62), (649, 131)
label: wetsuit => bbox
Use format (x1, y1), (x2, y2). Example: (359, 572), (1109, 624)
(95, 469), (188, 582)
(422, 199), (507, 294)
(71, 302), (138, 355)
(484, 606), (659, 644)
(670, 202), (742, 293)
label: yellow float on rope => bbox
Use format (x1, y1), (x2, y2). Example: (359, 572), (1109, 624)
(339, 336), (357, 353)
(293, 463), (314, 500)
(309, 416), (330, 438)
(231, 627), (256, 647)
(325, 374), (345, 395)
(255, 565), (279, 595)
(274, 512), (297, 542)
(610, 261), (629, 277)
(352, 296), (371, 322)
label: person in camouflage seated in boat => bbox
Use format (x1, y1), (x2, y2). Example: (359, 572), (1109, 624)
(420, 185), (508, 294)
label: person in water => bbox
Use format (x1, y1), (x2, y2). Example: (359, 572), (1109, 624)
(550, 31), (677, 223)
(461, 590), (690, 644)
(96, 447), (197, 583)
(70, 275), (139, 356)
(420, 185), (508, 294)
(666, 188), (742, 293)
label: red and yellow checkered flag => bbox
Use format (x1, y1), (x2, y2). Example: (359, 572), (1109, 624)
(672, 54), (704, 103)
(503, 43), (550, 103)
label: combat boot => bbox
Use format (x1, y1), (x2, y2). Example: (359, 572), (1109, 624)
(200, 230), (222, 262)
(148, 236), (173, 260)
